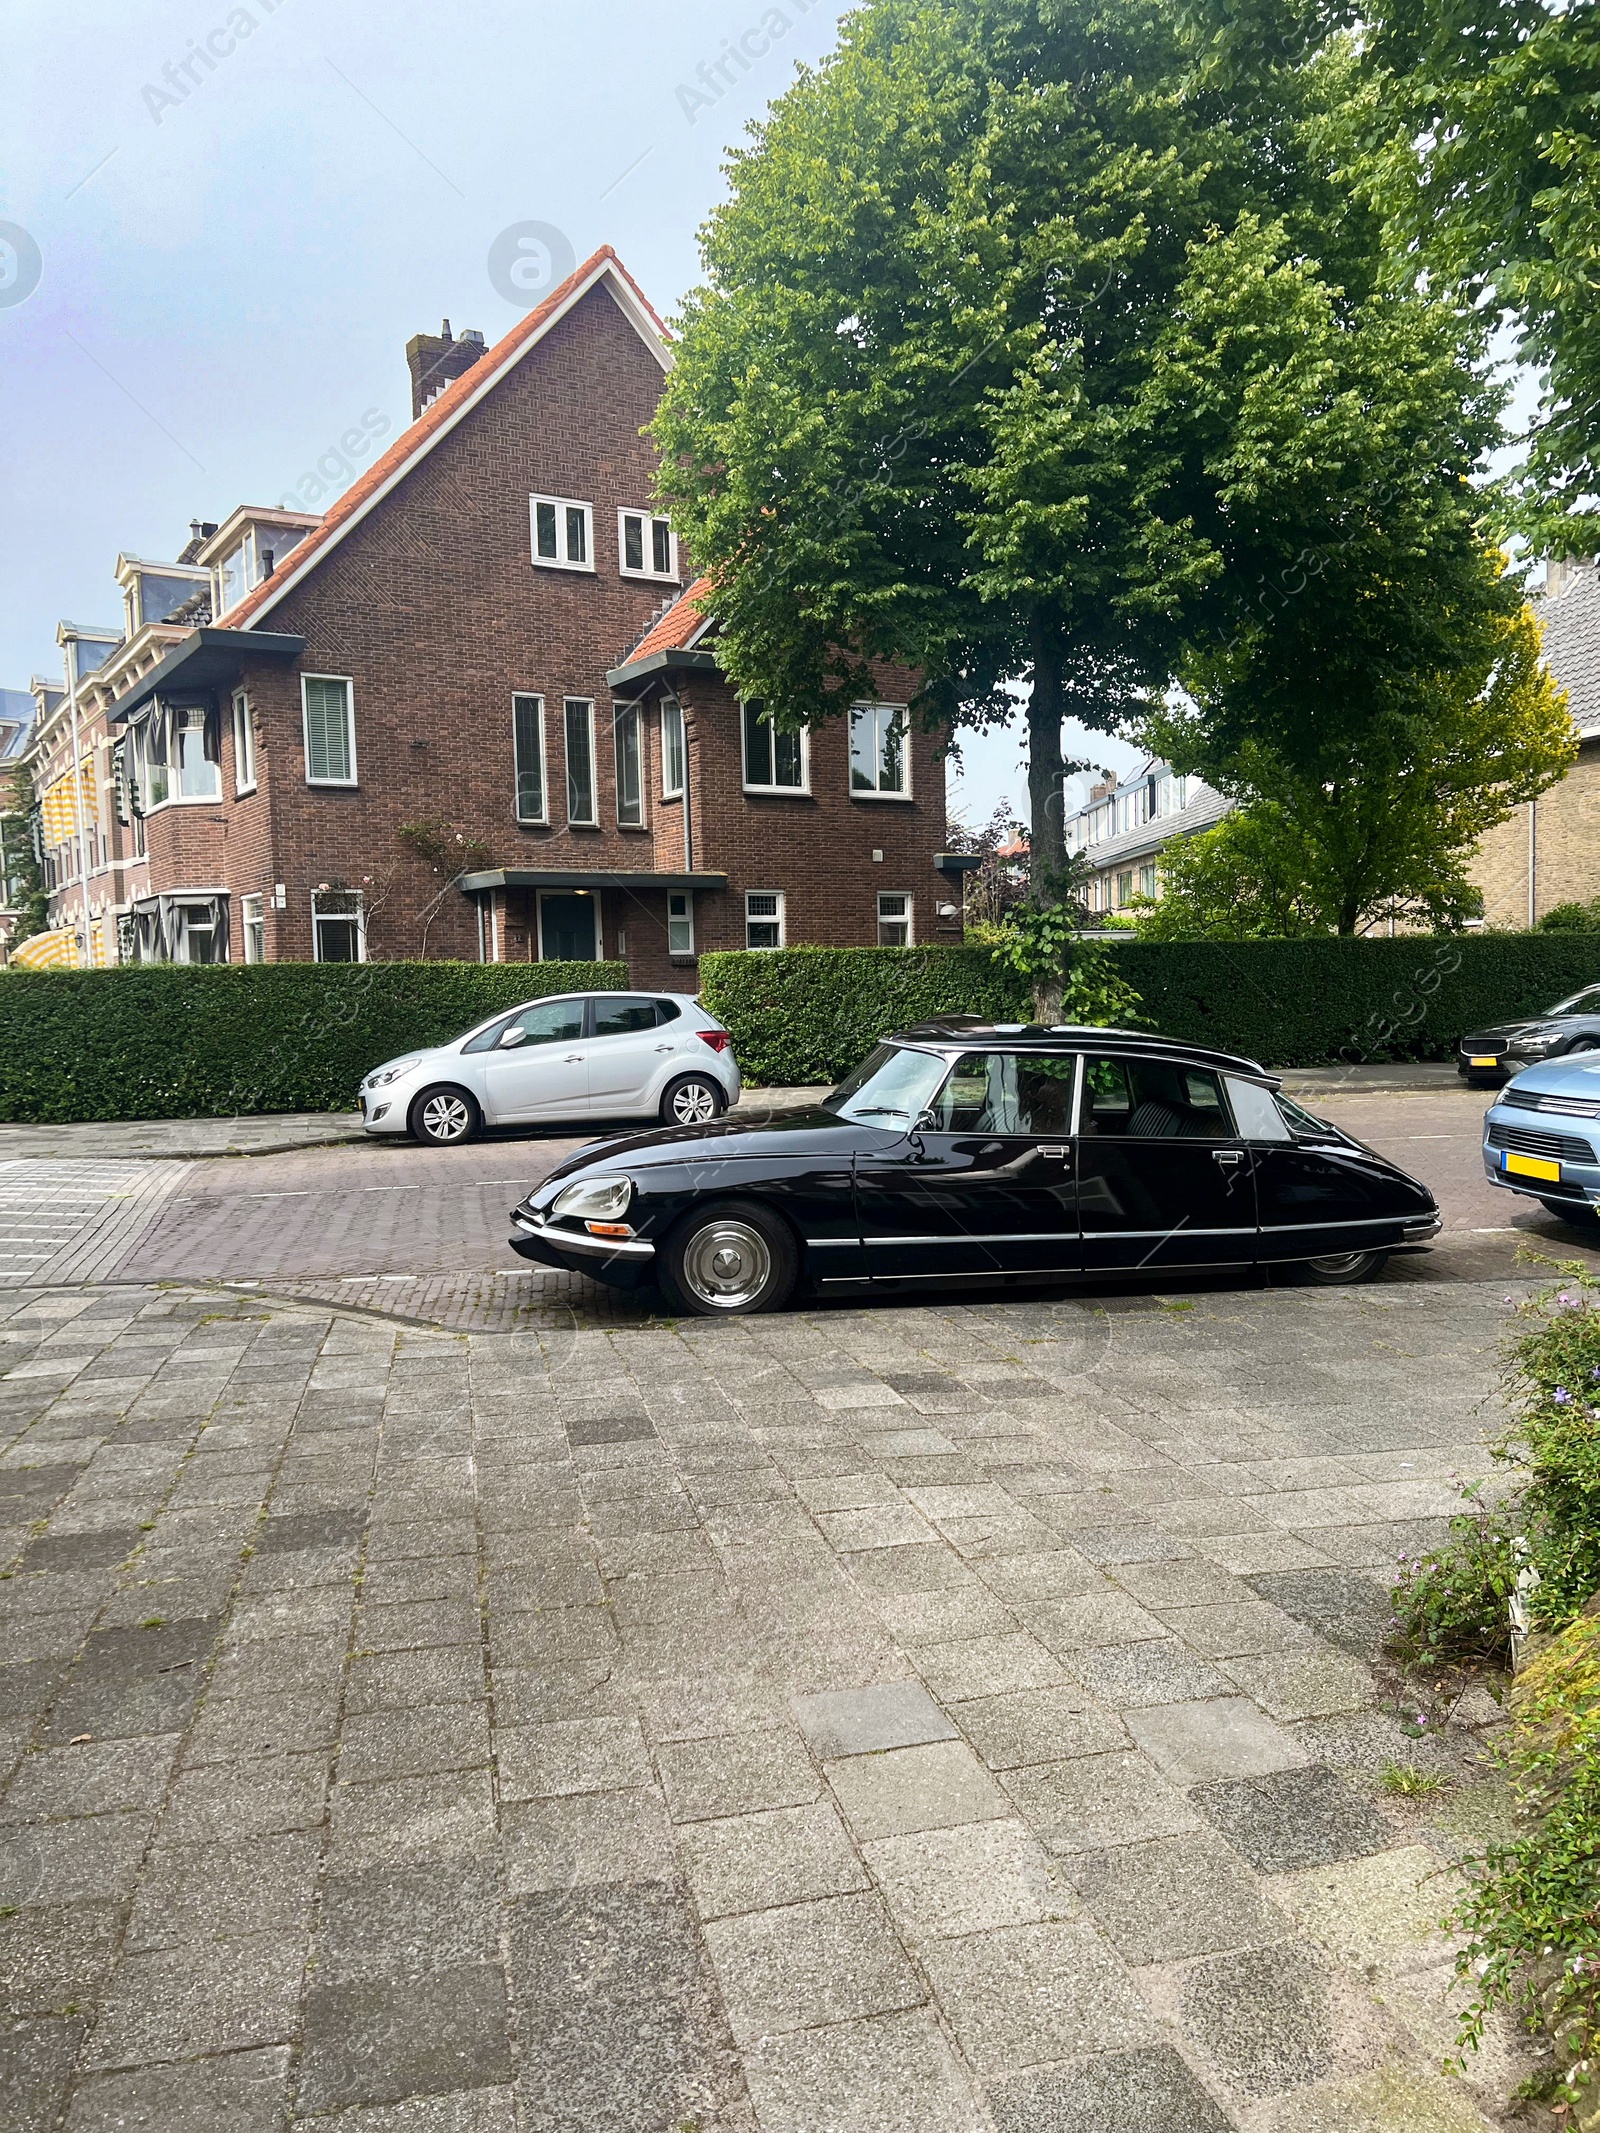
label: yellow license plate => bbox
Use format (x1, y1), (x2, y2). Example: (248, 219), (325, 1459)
(1505, 1152), (1561, 1181)
(1470, 1056), (1499, 1067)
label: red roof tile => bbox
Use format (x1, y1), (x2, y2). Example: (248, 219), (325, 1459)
(621, 577), (715, 664)
(216, 247), (671, 632)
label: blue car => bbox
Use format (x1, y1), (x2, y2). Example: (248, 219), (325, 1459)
(1483, 1054), (1600, 1224)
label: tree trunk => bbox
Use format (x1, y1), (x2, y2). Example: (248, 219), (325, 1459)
(1027, 631), (1067, 903)
(1027, 630), (1067, 1021)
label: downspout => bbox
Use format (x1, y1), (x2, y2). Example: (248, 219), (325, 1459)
(65, 639), (94, 966)
(1529, 799), (1537, 929)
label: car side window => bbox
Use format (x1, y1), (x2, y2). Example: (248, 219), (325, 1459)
(462, 998), (587, 1053)
(1080, 1055), (1233, 1140)
(654, 999), (682, 1024)
(929, 1052), (1076, 1136)
(1225, 1076), (1292, 1141)
(592, 995), (658, 1036)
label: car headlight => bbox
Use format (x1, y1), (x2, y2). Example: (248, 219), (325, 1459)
(551, 1175), (634, 1221)
(366, 1064), (411, 1088)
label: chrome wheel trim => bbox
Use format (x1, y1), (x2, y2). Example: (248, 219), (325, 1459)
(1306, 1251), (1370, 1276)
(671, 1081), (719, 1125)
(420, 1093), (472, 1142)
(680, 1219), (772, 1310)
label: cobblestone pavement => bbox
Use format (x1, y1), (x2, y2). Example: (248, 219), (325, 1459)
(0, 1271), (1549, 2131)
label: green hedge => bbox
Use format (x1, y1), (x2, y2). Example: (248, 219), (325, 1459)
(0, 962), (626, 1122)
(700, 947), (1028, 1084)
(701, 937), (1600, 1083)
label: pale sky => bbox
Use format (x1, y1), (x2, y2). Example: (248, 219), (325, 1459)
(4, 0), (1526, 828)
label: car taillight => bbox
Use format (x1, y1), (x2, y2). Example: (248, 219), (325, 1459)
(697, 1029), (732, 1052)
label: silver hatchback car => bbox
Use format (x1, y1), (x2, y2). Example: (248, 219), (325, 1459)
(359, 989), (742, 1146)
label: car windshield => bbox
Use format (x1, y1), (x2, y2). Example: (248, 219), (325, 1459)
(824, 1043), (951, 1125)
(1546, 985), (1600, 1017)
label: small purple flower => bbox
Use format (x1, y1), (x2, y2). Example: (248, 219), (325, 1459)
(1554, 1387), (1574, 1405)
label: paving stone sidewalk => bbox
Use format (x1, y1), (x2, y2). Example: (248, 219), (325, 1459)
(0, 1278), (1542, 2131)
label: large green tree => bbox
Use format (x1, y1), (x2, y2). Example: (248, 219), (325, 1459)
(1368, 0), (1600, 544)
(1143, 601), (1575, 934)
(653, 0), (1369, 888)
(655, 0), (1522, 897)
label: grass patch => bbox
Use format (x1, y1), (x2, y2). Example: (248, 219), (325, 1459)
(1380, 1761), (1451, 1799)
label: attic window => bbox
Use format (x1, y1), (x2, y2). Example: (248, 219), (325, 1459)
(530, 494), (594, 573)
(618, 510), (678, 582)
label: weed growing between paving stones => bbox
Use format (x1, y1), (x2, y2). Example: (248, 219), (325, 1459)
(1381, 1762), (1451, 1799)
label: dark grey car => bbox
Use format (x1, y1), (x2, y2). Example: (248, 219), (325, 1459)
(1458, 982), (1600, 1086)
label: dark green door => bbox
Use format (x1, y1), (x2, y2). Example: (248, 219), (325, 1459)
(539, 893), (597, 962)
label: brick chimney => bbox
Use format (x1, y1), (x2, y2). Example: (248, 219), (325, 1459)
(404, 319), (488, 419)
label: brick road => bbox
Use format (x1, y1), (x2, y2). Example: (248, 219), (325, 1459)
(0, 1089), (1564, 2129)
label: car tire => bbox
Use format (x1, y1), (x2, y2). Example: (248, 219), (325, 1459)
(1539, 1197), (1600, 1223)
(409, 1085), (481, 1146)
(1294, 1249), (1389, 1285)
(660, 1074), (726, 1128)
(658, 1200), (798, 1316)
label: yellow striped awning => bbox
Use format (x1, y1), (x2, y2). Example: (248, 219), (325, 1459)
(39, 759), (97, 844)
(9, 927), (78, 970)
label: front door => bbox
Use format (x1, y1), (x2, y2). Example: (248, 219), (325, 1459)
(477, 996), (589, 1122)
(539, 892), (597, 962)
(854, 1049), (1081, 1282)
(1075, 1053), (1257, 1273)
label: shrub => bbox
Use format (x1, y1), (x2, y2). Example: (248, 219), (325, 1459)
(1451, 1605), (1600, 2118)
(1392, 1274), (1600, 1663)
(0, 962), (625, 1122)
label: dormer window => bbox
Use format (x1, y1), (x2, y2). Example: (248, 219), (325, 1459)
(207, 517), (312, 615)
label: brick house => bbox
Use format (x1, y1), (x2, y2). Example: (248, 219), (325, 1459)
(80, 247), (957, 986)
(1471, 560), (1600, 926)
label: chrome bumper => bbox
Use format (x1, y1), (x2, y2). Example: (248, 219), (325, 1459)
(510, 1209), (656, 1260)
(1400, 1213), (1443, 1240)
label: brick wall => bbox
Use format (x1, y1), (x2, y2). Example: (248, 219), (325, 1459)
(1471, 738), (1600, 926)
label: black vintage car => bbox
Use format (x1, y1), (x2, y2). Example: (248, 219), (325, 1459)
(1458, 982), (1600, 1085)
(508, 1020), (1441, 1316)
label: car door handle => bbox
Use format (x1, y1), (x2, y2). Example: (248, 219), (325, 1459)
(1213, 1149), (1243, 1165)
(654, 1043), (674, 1052)
(564, 1053), (584, 1063)
(1037, 1145), (1071, 1161)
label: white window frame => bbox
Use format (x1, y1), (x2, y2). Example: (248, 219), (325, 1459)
(849, 701), (912, 800)
(311, 887), (367, 963)
(241, 892), (265, 963)
(564, 698), (598, 826)
(301, 673), (357, 787)
(616, 507), (679, 582)
(741, 701), (810, 795)
(232, 689), (256, 796)
(613, 700), (645, 828)
(529, 493), (595, 573)
(660, 696), (686, 799)
(513, 692), (547, 826)
(877, 891), (913, 946)
(745, 889), (786, 951)
(666, 890), (695, 956)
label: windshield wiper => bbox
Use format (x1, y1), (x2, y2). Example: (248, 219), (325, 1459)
(850, 1105), (910, 1118)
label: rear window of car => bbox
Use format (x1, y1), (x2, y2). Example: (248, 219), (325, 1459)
(654, 999), (682, 1023)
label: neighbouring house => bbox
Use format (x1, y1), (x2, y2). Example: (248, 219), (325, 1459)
(1063, 759), (1231, 915)
(1472, 559), (1600, 926)
(0, 689), (37, 957)
(38, 247), (955, 981)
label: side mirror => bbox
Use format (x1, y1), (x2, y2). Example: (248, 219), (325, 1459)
(911, 1108), (938, 1133)
(497, 1026), (528, 1050)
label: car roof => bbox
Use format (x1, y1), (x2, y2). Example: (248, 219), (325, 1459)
(890, 1018), (1272, 1082)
